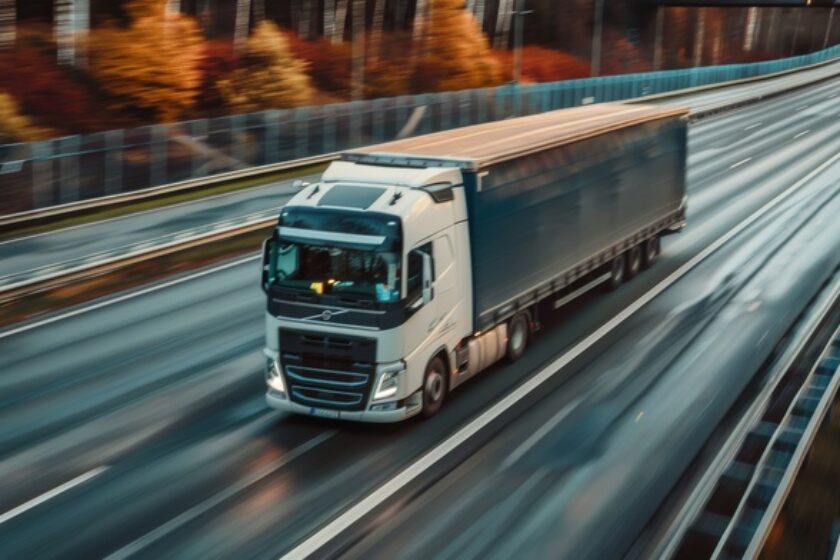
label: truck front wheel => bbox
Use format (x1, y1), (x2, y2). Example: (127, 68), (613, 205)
(421, 356), (448, 418)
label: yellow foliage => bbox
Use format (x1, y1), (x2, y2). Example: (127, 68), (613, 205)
(88, 9), (204, 122)
(414, 0), (502, 92)
(0, 93), (51, 142)
(217, 22), (314, 112)
(124, 0), (169, 20)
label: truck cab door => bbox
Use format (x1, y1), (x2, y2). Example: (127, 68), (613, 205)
(404, 243), (439, 359)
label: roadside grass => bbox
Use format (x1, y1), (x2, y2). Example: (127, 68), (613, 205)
(0, 162), (327, 241)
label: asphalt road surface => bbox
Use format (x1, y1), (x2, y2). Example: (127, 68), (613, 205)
(1, 73), (840, 559)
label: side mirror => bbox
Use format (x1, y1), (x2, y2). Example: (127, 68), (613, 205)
(261, 237), (275, 293)
(421, 252), (433, 306)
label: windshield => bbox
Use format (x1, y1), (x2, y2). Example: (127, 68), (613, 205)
(272, 242), (401, 303)
(270, 208), (403, 304)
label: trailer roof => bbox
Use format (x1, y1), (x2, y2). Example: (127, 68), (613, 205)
(343, 102), (688, 170)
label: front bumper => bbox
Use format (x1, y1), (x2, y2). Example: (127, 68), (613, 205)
(266, 389), (422, 423)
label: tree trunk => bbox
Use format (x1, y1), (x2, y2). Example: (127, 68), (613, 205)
(495, 0), (513, 50)
(55, 0), (74, 65)
(234, 0), (252, 54)
(300, 0), (312, 39)
(743, 7), (758, 52)
(0, 0), (14, 50)
(693, 8), (705, 67)
(394, 0), (408, 30)
(324, 0), (335, 40)
(413, 0), (428, 45)
(476, 0), (486, 32)
(334, 0), (348, 43)
(351, 0), (365, 100)
(253, 0), (265, 24)
(371, 0), (385, 62)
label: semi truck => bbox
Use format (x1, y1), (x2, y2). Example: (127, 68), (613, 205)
(261, 102), (688, 422)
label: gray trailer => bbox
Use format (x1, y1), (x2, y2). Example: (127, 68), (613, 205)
(264, 102), (689, 421)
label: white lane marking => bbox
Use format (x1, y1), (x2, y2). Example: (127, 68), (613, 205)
(106, 432), (334, 560)
(0, 255), (260, 340)
(501, 397), (582, 469)
(828, 93), (838, 99)
(744, 122), (763, 131)
(730, 157), (752, 169)
(794, 130), (811, 139)
(795, 104), (809, 111)
(0, 466), (109, 525)
(280, 150), (840, 560)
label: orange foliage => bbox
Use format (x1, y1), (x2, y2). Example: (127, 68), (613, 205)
(195, 40), (238, 115)
(493, 46), (591, 83)
(286, 33), (352, 98)
(412, 0), (502, 92)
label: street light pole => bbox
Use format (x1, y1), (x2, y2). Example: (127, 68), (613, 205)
(824, 8), (836, 49)
(512, 0), (532, 84)
(653, 6), (664, 71)
(591, 0), (605, 77)
(351, 0), (365, 101)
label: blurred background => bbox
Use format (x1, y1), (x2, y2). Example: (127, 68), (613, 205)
(1, 0), (838, 141)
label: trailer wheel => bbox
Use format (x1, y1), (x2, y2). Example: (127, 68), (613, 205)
(421, 355), (447, 418)
(607, 254), (626, 291)
(507, 313), (529, 363)
(626, 246), (642, 279)
(643, 236), (660, 268)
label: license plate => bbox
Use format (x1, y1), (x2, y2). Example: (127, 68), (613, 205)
(310, 407), (340, 419)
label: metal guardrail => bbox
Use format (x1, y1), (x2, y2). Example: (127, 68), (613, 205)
(657, 276), (840, 559)
(715, 314), (840, 559)
(2, 44), (840, 217)
(3, 59), (840, 304)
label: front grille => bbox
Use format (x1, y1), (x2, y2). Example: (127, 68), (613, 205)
(279, 329), (376, 411)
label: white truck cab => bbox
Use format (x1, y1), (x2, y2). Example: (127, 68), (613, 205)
(263, 160), (475, 421)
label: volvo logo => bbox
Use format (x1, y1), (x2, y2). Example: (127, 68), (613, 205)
(321, 310), (333, 321)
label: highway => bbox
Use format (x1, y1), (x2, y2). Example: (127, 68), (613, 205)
(1, 58), (839, 283)
(0, 74), (839, 559)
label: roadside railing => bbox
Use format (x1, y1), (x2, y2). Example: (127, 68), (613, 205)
(2, 44), (840, 216)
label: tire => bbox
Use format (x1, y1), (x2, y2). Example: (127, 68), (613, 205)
(642, 236), (660, 268)
(626, 246), (642, 279)
(507, 313), (530, 363)
(421, 355), (447, 418)
(606, 253), (626, 291)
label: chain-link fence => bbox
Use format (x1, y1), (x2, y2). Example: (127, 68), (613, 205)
(2, 44), (839, 216)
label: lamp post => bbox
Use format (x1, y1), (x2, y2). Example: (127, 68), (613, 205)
(512, 0), (533, 84)
(591, 0), (605, 77)
(653, 6), (664, 71)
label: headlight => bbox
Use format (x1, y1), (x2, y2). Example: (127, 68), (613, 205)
(373, 361), (405, 401)
(266, 359), (286, 394)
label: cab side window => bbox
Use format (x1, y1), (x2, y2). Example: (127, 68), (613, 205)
(406, 242), (434, 302)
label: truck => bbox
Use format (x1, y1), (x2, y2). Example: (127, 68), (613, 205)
(261, 102), (688, 422)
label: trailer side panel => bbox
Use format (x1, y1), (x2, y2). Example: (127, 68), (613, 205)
(466, 116), (687, 330)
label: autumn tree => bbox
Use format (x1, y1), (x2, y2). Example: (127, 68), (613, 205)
(0, 93), (50, 142)
(217, 21), (314, 112)
(88, 0), (203, 122)
(413, 0), (502, 92)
